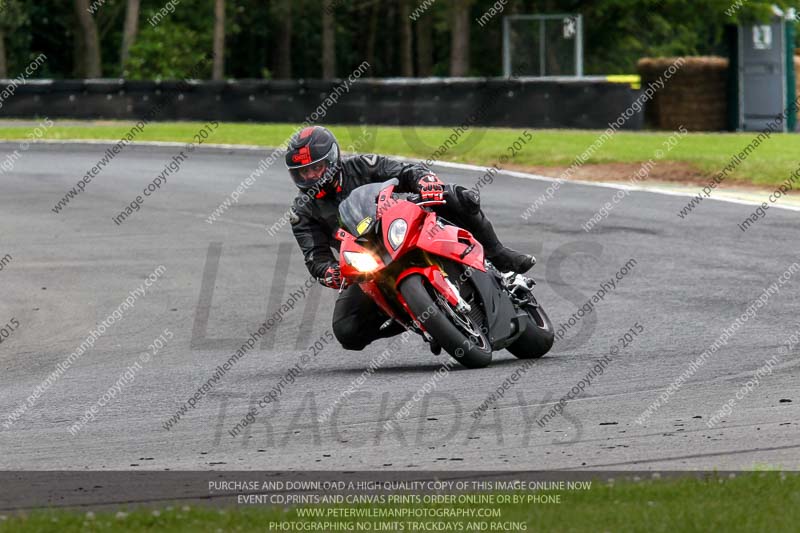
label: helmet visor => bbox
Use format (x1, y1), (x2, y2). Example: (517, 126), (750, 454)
(288, 144), (340, 191)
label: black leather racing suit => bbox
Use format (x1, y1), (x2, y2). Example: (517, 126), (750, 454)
(290, 154), (504, 351)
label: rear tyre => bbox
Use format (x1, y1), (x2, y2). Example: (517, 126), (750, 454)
(507, 303), (554, 359)
(398, 274), (492, 369)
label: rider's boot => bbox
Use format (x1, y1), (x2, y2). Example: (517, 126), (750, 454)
(485, 245), (536, 274)
(428, 338), (442, 356)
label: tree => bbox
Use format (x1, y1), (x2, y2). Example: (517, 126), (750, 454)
(74, 0), (103, 78)
(383, 1), (396, 74)
(7, 0), (797, 82)
(366, 0), (380, 71)
(120, 0), (140, 71)
(212, 0), (225, 80)
(0, 0), (24, 77)
(322, 0), (336, 78)
(0, 33), (6, 78)
(125, 23), (211, 80)
(0, 0), (22, 78)
(73, 0), (102, 77)
(449, 0), (471, 76)
(399, 0), (414, 77)
(414, 5), (433, 77)
(272, 0), (292, 79)
(559, 0), (789, 74)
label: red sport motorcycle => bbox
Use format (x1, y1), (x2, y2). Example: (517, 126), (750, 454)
(335, 179), (553, 369)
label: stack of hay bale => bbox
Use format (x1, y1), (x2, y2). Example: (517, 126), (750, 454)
(637, 57), (729, 131)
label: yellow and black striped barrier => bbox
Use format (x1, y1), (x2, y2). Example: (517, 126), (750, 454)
(605, 75), (641, 89)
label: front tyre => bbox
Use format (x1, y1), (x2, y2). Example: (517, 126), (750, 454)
(507, 302), (554, 359)
(398, 274), (492, 369)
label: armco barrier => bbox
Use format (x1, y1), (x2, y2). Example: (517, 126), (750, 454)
(0, 77), (644, 130)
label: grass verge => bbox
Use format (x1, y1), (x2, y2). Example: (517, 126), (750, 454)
(0, 120), (798, 188)
(1, 473), (798, 532)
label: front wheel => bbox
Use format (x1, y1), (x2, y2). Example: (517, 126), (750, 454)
(507, 303), (554, 359)
(398, 274), (492, 369)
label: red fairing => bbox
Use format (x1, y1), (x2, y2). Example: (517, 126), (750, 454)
(380, 201), (427, 261)
(334, 227), (352, 243)
(335, 228), (386, 280)
(335, 228), (399, 322)
(375, 184), (484, 272)
(416, 212), (486, 272)
(359, 280), (398, 320)
(336, 184), (486, 333)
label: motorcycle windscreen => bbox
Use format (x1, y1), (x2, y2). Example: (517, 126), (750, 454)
(338, 179), (398, 237)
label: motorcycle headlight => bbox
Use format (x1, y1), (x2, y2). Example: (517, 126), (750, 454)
(343, 251), (380, 273)
(388, 219), (408, 250)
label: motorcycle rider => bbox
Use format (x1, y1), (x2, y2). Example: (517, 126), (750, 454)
(286, 126), (535, 351)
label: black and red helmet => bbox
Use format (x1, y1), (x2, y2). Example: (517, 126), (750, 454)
(285, 126), (341, 192)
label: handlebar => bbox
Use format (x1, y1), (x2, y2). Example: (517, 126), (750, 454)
(397, 192), (448, 207)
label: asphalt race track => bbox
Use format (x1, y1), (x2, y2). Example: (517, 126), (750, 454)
(1, 141), (799, 476)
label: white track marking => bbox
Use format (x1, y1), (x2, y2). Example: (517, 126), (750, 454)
(6, 139), (800, 212)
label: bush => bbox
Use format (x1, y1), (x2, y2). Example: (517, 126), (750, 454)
(124, 21), (211, 80)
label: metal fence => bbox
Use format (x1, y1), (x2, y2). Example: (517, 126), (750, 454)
(502, 14), (584, 78)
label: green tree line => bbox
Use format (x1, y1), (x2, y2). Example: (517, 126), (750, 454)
(0, 0), (795, 80)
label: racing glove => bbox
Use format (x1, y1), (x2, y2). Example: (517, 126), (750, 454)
(417, 173), (445, 201)
(319, 263), (342, 290)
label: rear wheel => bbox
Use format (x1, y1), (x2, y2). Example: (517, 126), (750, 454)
(398, 274), (492, 369)
(507, 302), (554, 359)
